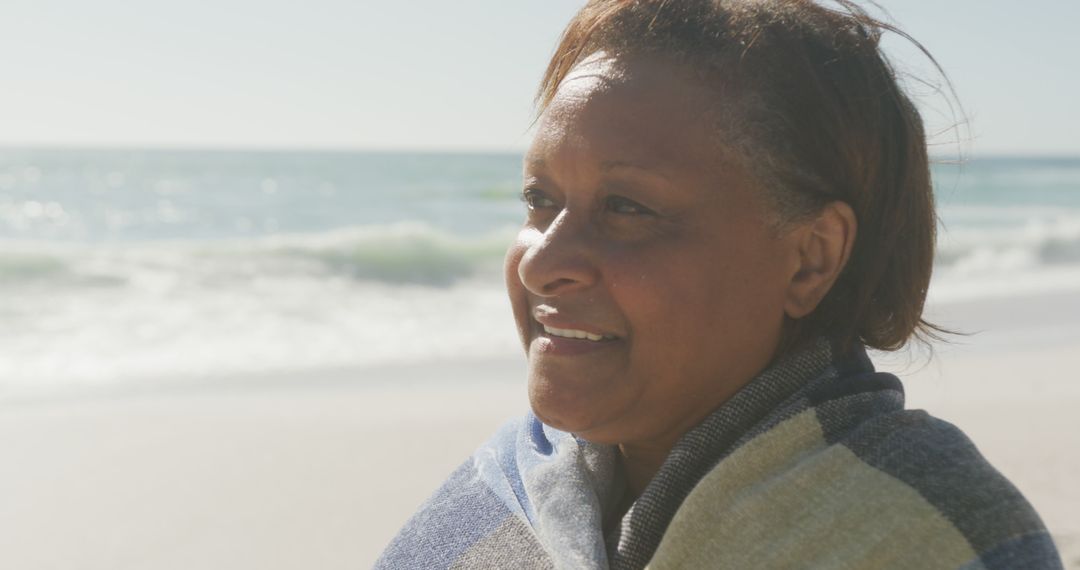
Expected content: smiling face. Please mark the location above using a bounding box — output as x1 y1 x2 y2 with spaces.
505 53 804 447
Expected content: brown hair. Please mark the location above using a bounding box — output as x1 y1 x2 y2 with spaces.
537 0 950 353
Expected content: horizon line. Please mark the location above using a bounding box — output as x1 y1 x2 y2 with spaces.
0 143 1078 161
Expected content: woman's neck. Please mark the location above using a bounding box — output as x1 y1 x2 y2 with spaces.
618 440 672 497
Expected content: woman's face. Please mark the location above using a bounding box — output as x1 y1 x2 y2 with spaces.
505 54 803 447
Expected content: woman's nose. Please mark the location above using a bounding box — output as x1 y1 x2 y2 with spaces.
516 214 600 298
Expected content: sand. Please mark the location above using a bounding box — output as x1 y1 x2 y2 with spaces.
1 293 1078 569
0 360 527 570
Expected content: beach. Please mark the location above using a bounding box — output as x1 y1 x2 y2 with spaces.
1 290 1078 570
2 0 1080 561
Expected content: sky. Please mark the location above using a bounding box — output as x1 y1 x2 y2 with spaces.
1 0 1077 155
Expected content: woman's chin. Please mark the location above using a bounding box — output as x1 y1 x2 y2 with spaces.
528 394 628 445
526 367 644 444
529 394 590 432
529 390 597 435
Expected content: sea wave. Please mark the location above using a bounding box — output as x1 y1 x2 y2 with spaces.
935 208 1080 274
0 222 517 290
928 207 1080 302
11 210 1080 292
0 252 69 282
269 223 513 285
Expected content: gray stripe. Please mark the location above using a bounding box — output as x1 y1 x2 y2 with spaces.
838 410 1053 558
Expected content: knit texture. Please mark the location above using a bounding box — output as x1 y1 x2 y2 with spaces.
374 342 1063 569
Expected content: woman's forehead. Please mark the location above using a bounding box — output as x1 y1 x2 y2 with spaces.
527 54 731 175
548 52 712 113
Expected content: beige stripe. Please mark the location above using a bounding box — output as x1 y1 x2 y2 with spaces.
451 515 554 570
646 410 979 570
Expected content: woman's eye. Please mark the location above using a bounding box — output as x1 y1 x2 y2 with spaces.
605 195 655 216
521 188 557 210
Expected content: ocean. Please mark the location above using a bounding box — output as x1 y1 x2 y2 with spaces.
2 149 1079 397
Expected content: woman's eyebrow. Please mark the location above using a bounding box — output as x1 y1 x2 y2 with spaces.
523 157 671 184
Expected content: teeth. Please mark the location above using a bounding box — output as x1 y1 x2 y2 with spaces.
543 325 611 342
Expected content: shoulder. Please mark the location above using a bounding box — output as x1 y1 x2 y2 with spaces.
652 407 1063 569
831 409 1062 568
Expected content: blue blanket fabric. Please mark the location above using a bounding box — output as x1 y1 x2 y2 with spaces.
375 342 1063 569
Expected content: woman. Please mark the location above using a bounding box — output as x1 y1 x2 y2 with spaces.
377 1 1063 568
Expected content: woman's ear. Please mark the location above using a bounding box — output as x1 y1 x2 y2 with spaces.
784 201 857 319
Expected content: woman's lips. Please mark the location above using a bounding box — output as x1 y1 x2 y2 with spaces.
532 320 621 356
541 324 617 342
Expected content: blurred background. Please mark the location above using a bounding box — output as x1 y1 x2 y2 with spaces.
1 1 1078 569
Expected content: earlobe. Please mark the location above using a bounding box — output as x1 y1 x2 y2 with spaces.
783 201 857 319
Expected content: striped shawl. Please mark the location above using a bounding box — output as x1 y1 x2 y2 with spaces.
376 342 1062 569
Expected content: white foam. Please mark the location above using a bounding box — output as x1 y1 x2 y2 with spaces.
0 224 522 395
930 265 1080 304
936 208 1080 274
